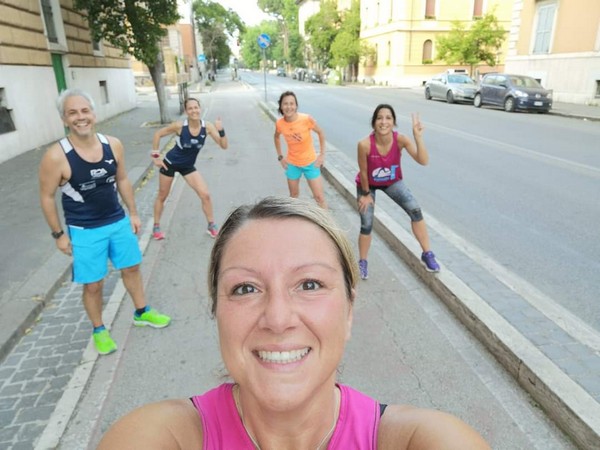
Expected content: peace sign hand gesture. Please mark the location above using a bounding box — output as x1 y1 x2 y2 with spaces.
412 113 424 139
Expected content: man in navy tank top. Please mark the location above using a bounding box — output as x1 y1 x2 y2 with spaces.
39 88 171 355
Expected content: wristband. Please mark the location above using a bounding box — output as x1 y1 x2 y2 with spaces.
360 189 371 197
277 154 284 161
151 151 160 159
218 129 226 137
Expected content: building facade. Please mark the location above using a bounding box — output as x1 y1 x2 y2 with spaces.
131 0 201 88
358 0 513 87
0 0 136 163
505 0 600 104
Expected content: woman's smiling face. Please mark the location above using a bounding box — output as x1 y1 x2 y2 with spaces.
215 217 353 408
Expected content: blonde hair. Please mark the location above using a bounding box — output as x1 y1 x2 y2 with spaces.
208 196 358 315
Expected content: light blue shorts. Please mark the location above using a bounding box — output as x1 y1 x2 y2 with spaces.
285 161 321 181
69 216 142 284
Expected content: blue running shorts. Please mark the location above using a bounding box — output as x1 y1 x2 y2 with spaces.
285 161 321 180
69 216 142 284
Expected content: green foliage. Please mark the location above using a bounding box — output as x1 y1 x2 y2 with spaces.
436 12 506 74
74 0 180 66
286 28 305 68
194 0 245 36
256 0 303 69
193 0 245 68
240 21 282 70
304 0 340 68
258 0 298 25
330 1 362 69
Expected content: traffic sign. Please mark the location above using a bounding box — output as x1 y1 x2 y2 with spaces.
197 54 206 62
257 33 271 49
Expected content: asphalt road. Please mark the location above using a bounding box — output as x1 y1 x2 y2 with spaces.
246 71 600 332
52 82 575 450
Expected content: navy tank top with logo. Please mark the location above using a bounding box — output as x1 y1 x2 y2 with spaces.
164 119 207 167
60 133 125 228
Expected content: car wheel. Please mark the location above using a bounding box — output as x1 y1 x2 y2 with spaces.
473 93 482 108
446 91 455 104
504 97 516 112
425 88 432 100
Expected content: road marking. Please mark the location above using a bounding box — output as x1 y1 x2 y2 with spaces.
424 211 600 353
426 122 600 177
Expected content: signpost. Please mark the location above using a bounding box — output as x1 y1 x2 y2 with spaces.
257 33 271 102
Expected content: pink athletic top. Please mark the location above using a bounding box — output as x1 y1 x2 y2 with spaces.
191 383 381 449
355 131 404 188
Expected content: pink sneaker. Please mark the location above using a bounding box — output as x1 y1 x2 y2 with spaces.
206 223 219 238
153 227 165 240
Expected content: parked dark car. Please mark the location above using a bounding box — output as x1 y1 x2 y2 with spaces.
276 67 286 77
425 71 477 104
474 73 553 113
306 70 322 83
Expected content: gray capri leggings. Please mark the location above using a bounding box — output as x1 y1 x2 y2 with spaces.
358 180 424 235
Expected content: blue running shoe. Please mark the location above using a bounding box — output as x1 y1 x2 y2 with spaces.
421 251 440 273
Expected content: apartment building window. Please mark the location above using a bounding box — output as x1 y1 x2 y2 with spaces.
533 1 556 54
0 89 16 134
422 40 433 63
99 81 109 104
41 0 58 43
387 41 391 65
473 0 483 18
425 0 436 19
595 80 600 98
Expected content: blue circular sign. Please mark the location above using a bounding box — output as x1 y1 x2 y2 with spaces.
257 33 271 49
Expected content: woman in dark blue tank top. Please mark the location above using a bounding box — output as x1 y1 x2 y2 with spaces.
149 98 228 239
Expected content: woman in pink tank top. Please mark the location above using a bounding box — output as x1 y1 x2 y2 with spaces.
98 197 490 450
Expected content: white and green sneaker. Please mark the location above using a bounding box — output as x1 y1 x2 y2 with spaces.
93 329 117 355
133 307 171 328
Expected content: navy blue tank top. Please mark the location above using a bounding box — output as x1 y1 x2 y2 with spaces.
164 119 207 167
59 134 125 228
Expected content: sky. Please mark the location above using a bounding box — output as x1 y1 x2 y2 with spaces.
216 0 271 26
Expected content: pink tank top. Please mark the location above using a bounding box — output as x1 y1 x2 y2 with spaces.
191 383 381 449
355 131 403 187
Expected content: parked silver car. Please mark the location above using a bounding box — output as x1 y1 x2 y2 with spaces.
425 71 477 104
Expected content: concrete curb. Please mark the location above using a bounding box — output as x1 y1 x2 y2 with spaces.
258 100 600 449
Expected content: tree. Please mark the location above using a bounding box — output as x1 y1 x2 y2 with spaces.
193 0 245 73
330 1 365 81
436 13 507 76
74 0 180 123
258 0 303 70
304 0 341 69
240 21 282 70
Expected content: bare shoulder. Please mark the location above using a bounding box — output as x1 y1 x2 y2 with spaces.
396 132 411 147
105 135 123 149
39 141 67 174
357 136 371 153
104 135 125 161
378 405 491 450
97 398 203 450
42 141 65 162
